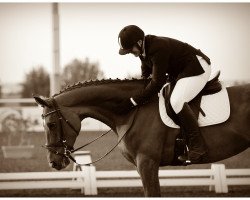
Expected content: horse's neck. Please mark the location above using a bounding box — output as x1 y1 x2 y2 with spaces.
55 80 146 131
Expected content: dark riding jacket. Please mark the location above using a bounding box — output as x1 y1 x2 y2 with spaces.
133 35 211 105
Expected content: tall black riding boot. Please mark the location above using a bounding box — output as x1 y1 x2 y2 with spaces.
177 103 208 164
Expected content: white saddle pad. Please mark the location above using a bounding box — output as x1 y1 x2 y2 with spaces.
159 83 230 128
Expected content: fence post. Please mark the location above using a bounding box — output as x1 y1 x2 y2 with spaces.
73 151 97 195
209 175 215 192
218 164 228 193
90 166 98 195
211 164 222 193
82 165 91 195
73 151 92 171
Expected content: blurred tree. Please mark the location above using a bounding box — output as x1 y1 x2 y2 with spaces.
62 58 104 86
21 66 50 98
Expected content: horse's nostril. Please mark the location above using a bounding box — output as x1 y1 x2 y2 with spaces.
50 161 57 168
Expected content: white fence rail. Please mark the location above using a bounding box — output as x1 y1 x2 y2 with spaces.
0 151 250 195
0 98 35 104
225 169 250 186
0 171 86 190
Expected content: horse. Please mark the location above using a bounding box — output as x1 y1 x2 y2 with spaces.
34 78 250 197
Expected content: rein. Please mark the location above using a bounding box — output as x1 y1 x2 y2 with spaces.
42 97 137 166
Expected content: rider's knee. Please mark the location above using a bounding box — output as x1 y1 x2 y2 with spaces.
170 95 184 114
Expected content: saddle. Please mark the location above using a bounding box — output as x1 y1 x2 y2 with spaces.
159 71 231 165
164 71 223 126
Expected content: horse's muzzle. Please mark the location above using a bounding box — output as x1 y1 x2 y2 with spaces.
49 156 70 170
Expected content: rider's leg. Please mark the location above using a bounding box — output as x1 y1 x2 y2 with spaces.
176 103 207 163
170 56 211 163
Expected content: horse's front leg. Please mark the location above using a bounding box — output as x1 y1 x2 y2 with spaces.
136 154 161 197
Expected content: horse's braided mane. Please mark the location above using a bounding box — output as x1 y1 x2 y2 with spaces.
52 78 144 97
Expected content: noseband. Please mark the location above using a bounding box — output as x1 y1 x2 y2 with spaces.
42 98 79 163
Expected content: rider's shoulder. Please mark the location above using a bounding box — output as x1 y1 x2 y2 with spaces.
146 35 170 55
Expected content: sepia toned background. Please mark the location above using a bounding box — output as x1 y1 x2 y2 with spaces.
0 2 249 197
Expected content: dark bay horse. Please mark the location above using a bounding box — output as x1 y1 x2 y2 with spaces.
34 79 250 197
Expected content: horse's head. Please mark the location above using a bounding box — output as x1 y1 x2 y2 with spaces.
34 95 81 170
32 79 148 169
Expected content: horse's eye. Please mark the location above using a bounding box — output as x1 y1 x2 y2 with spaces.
47 122 57 130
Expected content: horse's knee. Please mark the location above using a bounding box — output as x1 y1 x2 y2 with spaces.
136 154 161 196
137 156 158 174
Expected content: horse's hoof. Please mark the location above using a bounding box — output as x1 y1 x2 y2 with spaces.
184 160 192 166
178 155 192 166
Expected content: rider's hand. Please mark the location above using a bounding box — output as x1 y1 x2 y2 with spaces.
115 98 136 115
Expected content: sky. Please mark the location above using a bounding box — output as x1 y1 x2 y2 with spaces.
0 3 250 85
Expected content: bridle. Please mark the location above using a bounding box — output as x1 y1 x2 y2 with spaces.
42 98 79 164
42 97 137 166
41 97 116 166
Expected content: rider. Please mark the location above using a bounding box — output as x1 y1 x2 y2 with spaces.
116 25 212 164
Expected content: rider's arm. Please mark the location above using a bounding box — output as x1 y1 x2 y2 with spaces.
132 50 169 105
140 60 152 79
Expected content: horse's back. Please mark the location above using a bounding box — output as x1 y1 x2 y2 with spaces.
227 83 250 122
227 83 250 98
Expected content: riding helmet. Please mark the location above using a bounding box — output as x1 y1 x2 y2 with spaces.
118 25 144 55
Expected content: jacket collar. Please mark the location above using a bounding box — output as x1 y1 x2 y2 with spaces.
141 37 146 58
141 35 151 58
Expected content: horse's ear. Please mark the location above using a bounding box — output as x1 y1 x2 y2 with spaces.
33 95 51 108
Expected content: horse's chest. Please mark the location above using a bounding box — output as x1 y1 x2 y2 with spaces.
118 140 130 155
118 140 136 165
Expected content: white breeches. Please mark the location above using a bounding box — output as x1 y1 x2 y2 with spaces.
170 55 211 114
